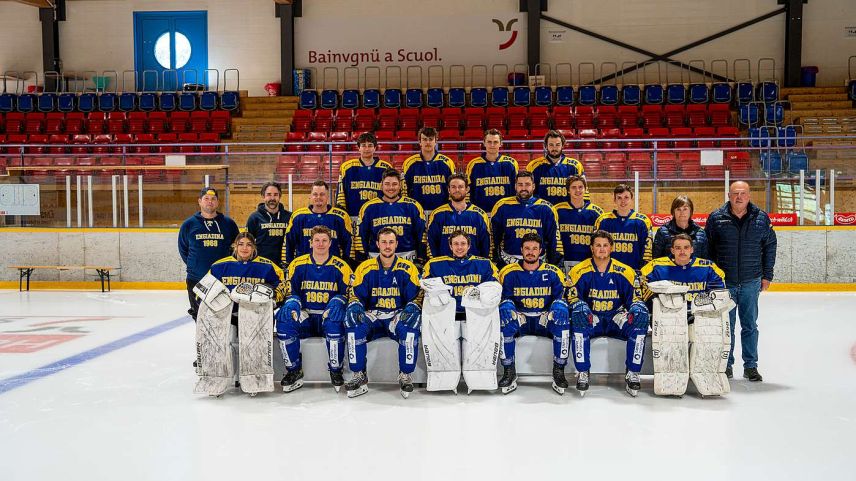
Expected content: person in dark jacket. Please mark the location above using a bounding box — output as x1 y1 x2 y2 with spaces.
246 181 292 269
653 195 708 259
705 181 776 382
178 187 240 321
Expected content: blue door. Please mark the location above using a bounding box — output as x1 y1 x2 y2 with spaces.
134 11 208 92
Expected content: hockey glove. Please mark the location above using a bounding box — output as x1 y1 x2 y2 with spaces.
549 299 570 327
400 302 422 330
324 295 347 322
344 301 366 329
499 299 517 328
281 295 302 321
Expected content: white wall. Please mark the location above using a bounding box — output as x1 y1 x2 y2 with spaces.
0 3 43 91
803 0 856 86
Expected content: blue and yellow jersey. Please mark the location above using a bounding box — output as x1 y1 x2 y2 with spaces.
283 206 353 264
358 196 426 257
285 254 353 312
336 157 393 217
401 152 457 213
349 256 422 314
527 154 585 206
465 153 519 213
422 255 498 312
569 258 639 318
209 255 286 303
593 210 653 270
555 200 603 264
499 261 568 316
424 202 492 259
490 196 563 262
640 256 726 304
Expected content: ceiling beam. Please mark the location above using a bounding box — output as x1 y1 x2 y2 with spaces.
8 0 54 8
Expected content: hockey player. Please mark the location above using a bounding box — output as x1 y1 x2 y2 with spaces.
593 183 652 270
569 230 650 397
358 169 426 263
344 227 423 398
425 173 492 259
465 129 519 213
246 181 291 268
422 231 499 314
179 187 240 322
555 175 603 273
276 226 353 393
497 233 571 394
283 180 353 265
490 170 563 268
336 132 393 226
401 127 457 216
527 130 585 206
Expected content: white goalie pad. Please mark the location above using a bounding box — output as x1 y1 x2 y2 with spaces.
650 281 690 396
237 300 275 394
194 297 235 396
420 278 461 392
461 282 502 391
689 289 734 396
193 273 233 312
231 282 275 304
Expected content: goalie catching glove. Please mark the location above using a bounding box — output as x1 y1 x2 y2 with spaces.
230 282 275 304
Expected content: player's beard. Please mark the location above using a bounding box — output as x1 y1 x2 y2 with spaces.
265 200 279 211
517 190 532 202
449 192 466 203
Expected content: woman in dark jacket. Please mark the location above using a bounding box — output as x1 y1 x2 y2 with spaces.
652 195 708 259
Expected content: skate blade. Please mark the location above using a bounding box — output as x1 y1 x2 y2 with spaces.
577 389 587 397
332 384 342 393
501 381 518 394
400 389 411 399
551 382 566 395
281 379 304 393
347 385 369 398
625 386 639 397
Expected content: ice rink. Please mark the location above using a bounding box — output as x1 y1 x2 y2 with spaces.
1 289 854 481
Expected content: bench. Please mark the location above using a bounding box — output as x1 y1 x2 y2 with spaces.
8 265 116 292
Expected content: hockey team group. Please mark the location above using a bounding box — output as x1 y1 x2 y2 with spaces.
179 128 777 400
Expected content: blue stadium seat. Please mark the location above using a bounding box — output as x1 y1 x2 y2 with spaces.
621 85 641 105
405 88 423 108
739 104 760 126
776 125 797 148
299 90 317 109
383 89 402 108
512 86 530 106
600 85 619 105
139 92 157 111
578 86 597 106
534 86 552 106
363 89 380 108
38 93 57 112
220 91 240 110
179 92 197 111
470 88 488 107
57 93 75 112
321 89 339 109
666 84 686 104
555 86 574 106
786 151 808 172
748 127 769 148
99 93 118 112
712 83 732 103
119 92 138 111
644 84 664 104
448 88 466 108
426 88 444 108
0 93 15 112
760 151 781 172
765 103 784 126
736 82 754 104
159 92 178 111
491 87 509 107
16 93 36 112
341 89 360 109
199 91 218 111
689 84 709 103
758 82 778 103
77 92 97 112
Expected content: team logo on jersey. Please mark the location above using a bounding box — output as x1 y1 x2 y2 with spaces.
492 18 519 50
608 279 614 285
392 277 398 286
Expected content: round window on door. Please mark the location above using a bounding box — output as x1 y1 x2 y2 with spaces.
154 32 192 69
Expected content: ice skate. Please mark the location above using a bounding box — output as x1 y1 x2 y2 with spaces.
329 370 344 393
551 362 568 395
345 370 369 398
498 364 518 394
398 372 414 399
625 370 641 397
576 371 589 396
280 368 304 393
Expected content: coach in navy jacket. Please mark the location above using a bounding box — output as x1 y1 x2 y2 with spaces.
705 181 776 382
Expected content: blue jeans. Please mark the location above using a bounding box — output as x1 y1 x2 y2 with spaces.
727 277 761 369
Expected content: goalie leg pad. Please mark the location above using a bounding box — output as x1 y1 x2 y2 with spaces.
392 313 420 374
237 301 275 394
689 308 732 396
421 295 462 392
651 293 690 396
194 301 235 396
462 305 501 392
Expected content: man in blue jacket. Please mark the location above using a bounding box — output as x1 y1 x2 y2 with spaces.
705 181 776 382
178 187 240 321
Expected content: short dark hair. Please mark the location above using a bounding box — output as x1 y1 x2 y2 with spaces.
484 128 503 141
590 229 614 246
670 195 694 216
418 127 438 139
521 232 542 247
613 183 633 198
543 129 565 146
448 230 470 246
566 175 587 191
448 173 468 187
311 179 329 190
377 227 398 239
670 233 693 248
260 181 281 196
356 132 378 147
516 170 535 182
383 168 401 181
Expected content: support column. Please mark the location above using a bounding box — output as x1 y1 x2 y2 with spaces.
781 0 806 87
276 0 301 96
522 0 545 74
39 1 65 92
